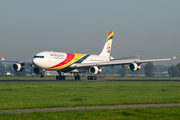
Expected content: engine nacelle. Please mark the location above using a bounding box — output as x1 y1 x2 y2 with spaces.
89 66 102 75
33 67 40 74
12 63 24 72
129 63 141 72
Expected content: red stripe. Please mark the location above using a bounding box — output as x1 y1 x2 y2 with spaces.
109 31 113 35
49 53 75 69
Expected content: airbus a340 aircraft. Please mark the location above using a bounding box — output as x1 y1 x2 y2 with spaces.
1 31 179 80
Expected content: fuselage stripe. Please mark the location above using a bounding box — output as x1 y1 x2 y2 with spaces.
48 53 88 70
48 53 75 69
74 54 91 63
60 54 91 72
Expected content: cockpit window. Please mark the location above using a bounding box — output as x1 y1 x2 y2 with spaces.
34 56 44 58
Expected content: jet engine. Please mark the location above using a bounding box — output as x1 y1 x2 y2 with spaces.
12 63 24 72
33 67 40 74
129 63 141 71
89 66 102 75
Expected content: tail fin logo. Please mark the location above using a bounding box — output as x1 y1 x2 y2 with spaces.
107 43 111 50
107 46 111 50
107 47 111 53
107 43 111 53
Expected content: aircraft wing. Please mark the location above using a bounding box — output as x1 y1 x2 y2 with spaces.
1 56 32 64
71 54 179 68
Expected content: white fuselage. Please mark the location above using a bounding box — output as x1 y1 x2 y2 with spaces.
32 51 109 72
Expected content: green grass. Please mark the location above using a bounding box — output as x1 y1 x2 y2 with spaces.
0 81 180 119
0 106 180 120
0 81 180 110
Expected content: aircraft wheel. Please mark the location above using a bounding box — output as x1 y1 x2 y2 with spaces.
75 75 80 80
78 75 80 80
56 76 65 80
56 76 59 80
90 76 94 80
87 76 97 80
41 74 45 78
62 76 66 80
59 76 63 80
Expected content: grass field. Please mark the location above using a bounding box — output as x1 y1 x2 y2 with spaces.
0 106 180 120
0 79 180 119
0 81 180 110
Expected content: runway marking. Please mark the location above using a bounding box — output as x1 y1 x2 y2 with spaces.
0 103 180 114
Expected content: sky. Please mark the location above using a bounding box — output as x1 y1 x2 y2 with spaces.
0 0 180 66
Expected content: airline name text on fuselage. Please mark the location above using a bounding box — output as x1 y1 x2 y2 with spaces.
50 54 64 57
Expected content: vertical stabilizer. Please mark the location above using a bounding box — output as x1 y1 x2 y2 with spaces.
99 31 114 56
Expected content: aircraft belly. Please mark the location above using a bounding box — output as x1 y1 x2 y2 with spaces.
70 69 87 73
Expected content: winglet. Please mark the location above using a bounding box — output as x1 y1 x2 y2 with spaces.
172 54 179 60
1 56 5 60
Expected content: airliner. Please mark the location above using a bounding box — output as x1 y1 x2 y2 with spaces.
1 31 179 80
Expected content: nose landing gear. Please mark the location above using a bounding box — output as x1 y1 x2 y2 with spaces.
40 69 46 78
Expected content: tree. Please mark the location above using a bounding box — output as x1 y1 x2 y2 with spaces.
176 63 180 76
168 65 179 77
121 67 127 77
0 62 5 74
144 62 154 77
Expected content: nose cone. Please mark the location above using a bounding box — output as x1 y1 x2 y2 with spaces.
33 58 45 68
33 52 47 68
32 58 39 67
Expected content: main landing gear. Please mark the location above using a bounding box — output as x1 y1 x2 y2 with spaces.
56 71 80 80
56 70 66 80
74 73 80 80
55 71 97 80
87 75 97 80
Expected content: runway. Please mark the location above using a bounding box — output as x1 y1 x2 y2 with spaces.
0 103 180 114
0 79 180 82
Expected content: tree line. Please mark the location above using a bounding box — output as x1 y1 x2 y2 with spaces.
0 61 180 77
168 63 180 77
